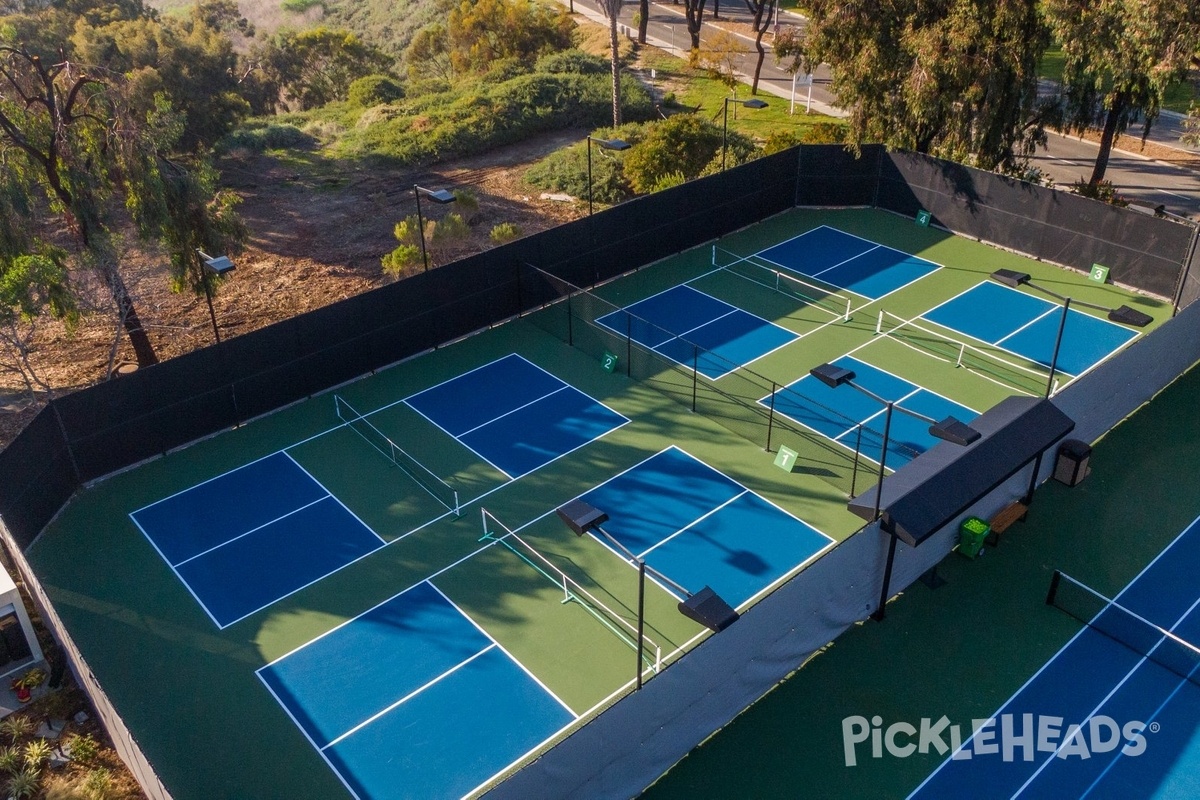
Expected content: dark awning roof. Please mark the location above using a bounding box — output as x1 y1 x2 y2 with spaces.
848 396 1075 547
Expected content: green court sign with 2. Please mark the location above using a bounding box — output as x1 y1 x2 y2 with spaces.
601 351 619 373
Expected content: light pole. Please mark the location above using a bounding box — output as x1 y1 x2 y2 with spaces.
413 185 456 273
587 136 631 216
195 250 235 344
809 363 981 621
557 499 738 689
722 97 768 170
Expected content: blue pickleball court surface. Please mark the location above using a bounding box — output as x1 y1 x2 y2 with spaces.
259 581 576 800
910 515 1200 799
131 452 384 628
924 281 1139 378
405 354 627 479
758 226 941 300
579 447 832 609
762 356 978 468
595 285 797 380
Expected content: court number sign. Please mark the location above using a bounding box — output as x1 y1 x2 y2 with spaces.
1089 263 1110 284
774 445 799 473
601 351 619 373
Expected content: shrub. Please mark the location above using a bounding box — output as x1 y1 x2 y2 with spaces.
6 766 38 800
490 222 522 243
218 124 313 153
763 130 800 154
281 0 324 12
1071 178 1128 207
649 170 687 191
452 189 480 221
432 213 469 241
0 716 34 743
22 738 51 769
392 215 422 247
799 122 847 144
624 115 729 193
347 75 404 108
45 767 115 800
381 244 422 278
535 49 608 75
484 58 531 82
65 734 99 765
0 746 19 775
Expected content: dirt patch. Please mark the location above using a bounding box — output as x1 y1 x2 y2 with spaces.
0 130 591 450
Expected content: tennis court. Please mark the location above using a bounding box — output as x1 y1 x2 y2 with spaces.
131 452 386 628
406 354 628 477
923 281 1140 379
761 356 978 468
911 515 1200 799
259 580 576 800
577 447 833 609
756 225 941 300
595 285 797 380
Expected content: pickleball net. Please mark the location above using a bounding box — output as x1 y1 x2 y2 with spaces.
1047 570 1200 688
873 309 1060 396
334 394 461 516
712 246 853 322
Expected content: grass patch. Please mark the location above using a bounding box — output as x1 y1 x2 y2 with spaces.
1040 46 1198 114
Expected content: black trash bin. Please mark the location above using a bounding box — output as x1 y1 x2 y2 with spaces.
1053 439 1092 486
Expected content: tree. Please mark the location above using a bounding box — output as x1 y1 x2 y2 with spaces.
682 0 708 50
742 0 777 94
445 0 573 75
1045 0 1200 187
624 115 753 192
691 28 745 93
596 0 623 125
1185 102 1200 147
778 0 1049 173
255 28 391 111
404 24 453 82
0 250 75 404
0 46 246 369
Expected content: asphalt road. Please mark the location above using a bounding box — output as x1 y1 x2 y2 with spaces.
1032 131 1200 221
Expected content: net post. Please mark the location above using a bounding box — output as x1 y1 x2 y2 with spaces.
654 645 662 673
452 490 461 517
765 382 777 452
626 312 632 377
566 290 574 346
844 297 851 323
562 574 569 604
712 244 716 267
850 423 863 498
692 346 699 412
1046 570 1063 605
635 559 646 690
876 310 884 335
956 343 965 368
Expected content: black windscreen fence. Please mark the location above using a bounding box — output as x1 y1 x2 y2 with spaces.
1175 228 1200 311
796 144 882 206
0 406 76 549
878 151 1195 300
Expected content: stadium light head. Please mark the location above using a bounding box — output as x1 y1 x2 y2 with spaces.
929 416 981 446
809 363 856 389
415 186 456 204
592 137 631 152
196 250 235 276
991 269 1031 288
556 499 610 537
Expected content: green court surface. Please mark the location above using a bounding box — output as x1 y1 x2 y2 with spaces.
641 356 1200 800
24 208 1174 800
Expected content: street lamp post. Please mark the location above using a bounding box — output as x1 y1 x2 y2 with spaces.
809 363 981 621
722 97 768 170
195 250 235 344
587 136 632 216
413 185 456 273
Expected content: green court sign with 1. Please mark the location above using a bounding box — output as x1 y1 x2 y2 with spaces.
601 351 619 373
774 445 799 473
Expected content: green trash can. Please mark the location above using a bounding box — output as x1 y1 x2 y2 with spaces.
958 517 990 559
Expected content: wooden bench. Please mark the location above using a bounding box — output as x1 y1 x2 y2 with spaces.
987 501 1028 545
